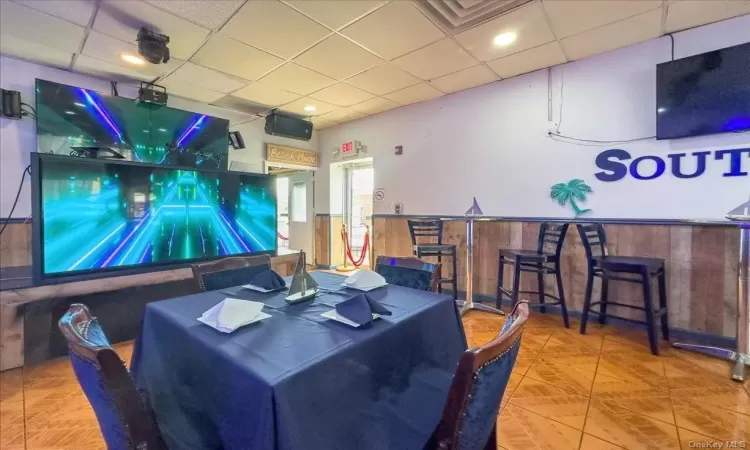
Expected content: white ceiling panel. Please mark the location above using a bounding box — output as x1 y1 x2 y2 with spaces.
429 65 498 93
345 64 421 95
454 2 555 61
191 35 284 81
310 116 339 129
160 78 226 103
308 83 375 107
319 107 366 123
0 2 86 53
293 35 383 80
233 83 301 107
256 63 336 96
350 97 400 115
0 35 73 70
665 0 750 33
341 2 445 60
10 0 95 27
211 95 273 117
384 82 443 105
94 0 210 60
163 62 249 94
487 42 567 78
393 38 477 80
280 97 339 116
73 55 154 81
144 0 244 30
222 1 330 58
82 31 183 77
542 0 663 39
285 0 387 30
561 8 663 60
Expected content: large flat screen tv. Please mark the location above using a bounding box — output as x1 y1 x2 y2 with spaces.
35 79 230 168
31 153 276 283
656 42 750 140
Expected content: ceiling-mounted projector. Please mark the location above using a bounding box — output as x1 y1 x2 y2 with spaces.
137 27 170 64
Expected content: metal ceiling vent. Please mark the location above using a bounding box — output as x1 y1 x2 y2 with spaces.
415 0 534 33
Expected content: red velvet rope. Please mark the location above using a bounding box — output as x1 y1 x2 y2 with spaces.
277 231 289 240
342 228 369 267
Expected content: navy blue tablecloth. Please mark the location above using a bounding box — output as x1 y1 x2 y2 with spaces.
131 272 467 450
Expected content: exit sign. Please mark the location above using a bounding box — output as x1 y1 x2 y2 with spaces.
341 141 355 153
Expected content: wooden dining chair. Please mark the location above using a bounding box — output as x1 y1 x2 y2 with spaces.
191 254 272 292
425 302 529 450
58 303 166 450
375 255 442 292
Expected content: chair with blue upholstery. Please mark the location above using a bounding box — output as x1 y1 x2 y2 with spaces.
375 256 441 292
426 302 529 450
191 254 272 292
58 303 166 450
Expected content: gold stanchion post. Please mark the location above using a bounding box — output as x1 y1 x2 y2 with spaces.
336 223 355 272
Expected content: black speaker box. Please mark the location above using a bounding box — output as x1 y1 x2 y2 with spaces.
265 113 313 141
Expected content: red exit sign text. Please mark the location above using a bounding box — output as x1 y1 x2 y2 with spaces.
341 141 354 153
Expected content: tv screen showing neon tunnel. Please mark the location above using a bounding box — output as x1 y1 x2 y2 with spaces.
38 157 276 277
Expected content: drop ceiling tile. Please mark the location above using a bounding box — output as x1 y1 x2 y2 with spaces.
256 63 336 96
223 1 330 58
0 2 85 53
345 64 420 95
541 0 663 39
341 2 445 60
487 42 567 78
212 96 273 116
454 2 555 61
319 107 366 123
163 62 249 94
10 0 95 26
308 83 375 107
233 83 301 107
384 83 443 105
293 35 383 80
285 0 387 30
392 38 477 80
143 0 244 30
280 97 339 116
350 97 399 115
561 8 663 60
94 0 210 60
192 35 284 81
81 31 183 77
665 0 750 33
429 65 498 94
160 78 226 103
310 117 339 129
0 35 73 69
74 55 154 82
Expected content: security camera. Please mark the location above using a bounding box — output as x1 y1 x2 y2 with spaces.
137 27 170 64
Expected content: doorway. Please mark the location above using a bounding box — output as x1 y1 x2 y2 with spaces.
344 162 373 268
269 166 314 259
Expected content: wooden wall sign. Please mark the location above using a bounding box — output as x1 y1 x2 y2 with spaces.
266 144 319 167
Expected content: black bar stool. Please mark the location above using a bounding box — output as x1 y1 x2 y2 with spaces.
407 219 458 299
577 223 669 355
496 222 570 328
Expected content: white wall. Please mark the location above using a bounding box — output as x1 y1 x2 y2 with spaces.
0 56 317 218
317 15 750 220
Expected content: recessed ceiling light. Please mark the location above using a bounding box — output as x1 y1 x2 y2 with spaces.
121 53 146 65
65 111 76 115
304 105 317 112
493 32 517 47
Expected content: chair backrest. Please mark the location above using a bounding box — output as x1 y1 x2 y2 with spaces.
375 255 441 292
191 254 272 291
537 222 569 257
576 223 608 265
58 304 165 450
427 302 529 450
408 219 444 246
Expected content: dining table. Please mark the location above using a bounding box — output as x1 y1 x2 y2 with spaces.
130 271 468 450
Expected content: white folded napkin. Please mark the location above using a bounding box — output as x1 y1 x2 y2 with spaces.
198 298 269 333
344 270 387 290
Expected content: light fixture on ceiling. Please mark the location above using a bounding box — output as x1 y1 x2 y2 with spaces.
493 31 517 47
121 53 146 65
304 105 317 112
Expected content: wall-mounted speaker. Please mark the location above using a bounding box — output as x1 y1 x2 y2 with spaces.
264 112 313 141
228 131 245 149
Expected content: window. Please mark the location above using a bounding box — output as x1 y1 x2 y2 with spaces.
291 182 307 222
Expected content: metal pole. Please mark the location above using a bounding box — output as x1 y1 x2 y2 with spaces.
458 217 503 316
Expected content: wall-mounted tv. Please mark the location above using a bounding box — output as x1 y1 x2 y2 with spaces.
656 42 750 140
35 79 230 169
31 153 276 283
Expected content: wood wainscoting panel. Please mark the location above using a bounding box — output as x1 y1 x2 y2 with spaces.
330 216 345 267
314 215 330 266
0 223 32 268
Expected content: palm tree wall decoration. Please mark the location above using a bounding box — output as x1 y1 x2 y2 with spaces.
550 179 593 217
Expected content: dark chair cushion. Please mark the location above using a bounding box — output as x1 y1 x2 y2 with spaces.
200 264 272 291
375 264 435 292
594 256 665 273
